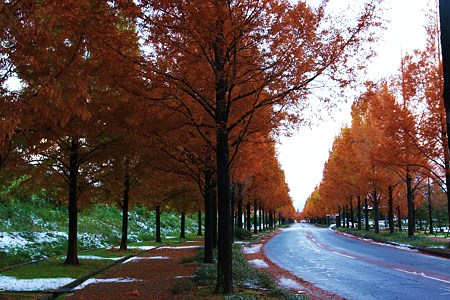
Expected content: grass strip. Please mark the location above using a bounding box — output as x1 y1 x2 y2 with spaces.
336 227 450 253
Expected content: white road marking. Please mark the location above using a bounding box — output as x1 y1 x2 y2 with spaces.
395 268 450 284
332 251 355 259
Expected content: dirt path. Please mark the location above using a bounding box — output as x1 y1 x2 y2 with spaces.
64 242 202 300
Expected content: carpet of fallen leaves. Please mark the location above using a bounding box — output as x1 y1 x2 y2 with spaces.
65 242 203 300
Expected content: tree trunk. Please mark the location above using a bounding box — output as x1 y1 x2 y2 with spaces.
259 205 262 232
231 185 235 239
262 207 266 230
120 172 130 250
365 198 369 231
203 168 214 263
214 16 233 291
439 0 450 230
345 206 349 228
156 205 161 243
427 182 434 234
350 198 354 229
397 205 402 232
246 201 251 232
388 185 394 234
253 199 258 234
373 189 379 234
357 196 362 230
336 206 341 228
406 169 415 236
236 183 243 229
212 177 218 249
65 138 79 265
197 209 203 236
268 210 273 229
180 211 186 239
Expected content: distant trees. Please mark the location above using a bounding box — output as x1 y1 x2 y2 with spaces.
305 5 450 232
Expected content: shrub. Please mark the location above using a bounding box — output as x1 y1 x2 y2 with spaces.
234 228 253 241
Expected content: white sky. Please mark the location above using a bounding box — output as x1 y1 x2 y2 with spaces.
277 0 432 211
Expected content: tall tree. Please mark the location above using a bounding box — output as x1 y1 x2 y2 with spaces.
3 0 141 264
140 0 381 293
440 0 450 229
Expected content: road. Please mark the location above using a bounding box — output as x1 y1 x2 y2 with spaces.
264 223 450 300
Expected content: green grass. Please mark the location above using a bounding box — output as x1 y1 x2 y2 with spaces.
337 227 450 250
2 259 111 279
0 198 201 269
82 247 143 258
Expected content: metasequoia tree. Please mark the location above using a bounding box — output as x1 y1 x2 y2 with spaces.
2 0 141 264
401 7 450 229
440 0 450 227
139 0 381 293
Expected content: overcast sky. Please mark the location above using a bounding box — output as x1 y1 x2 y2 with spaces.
277 0 433 211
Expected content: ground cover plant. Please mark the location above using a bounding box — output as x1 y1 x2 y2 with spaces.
0 196 199 269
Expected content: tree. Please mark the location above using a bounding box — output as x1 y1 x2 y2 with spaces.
140 0 381 293
440 0 450 228
3 0 142 264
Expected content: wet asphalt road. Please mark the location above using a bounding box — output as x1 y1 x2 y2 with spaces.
264 223 450 300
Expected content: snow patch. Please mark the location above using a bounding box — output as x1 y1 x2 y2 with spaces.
243 244 262 254
248 259 269 268
157 246 201 249
127 245 156 250
277 276 303 290
123 256 170 264
74 277 142 290
233 241 249 245
0 275 74 291
77 255 124 260
359 238 418 252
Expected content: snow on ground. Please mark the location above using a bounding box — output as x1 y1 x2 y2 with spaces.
277 276 304 291
0 231 109 258
126 245 157 250
358 237 418 252
248 259 269 268
157 246 201 249
338 231 419 252
123 256 170 264
74 278 142 290
242 244 262 254
0 232 29 251
233 241 249 245
0 275 75 292
428 245 447 249
77 255 124 260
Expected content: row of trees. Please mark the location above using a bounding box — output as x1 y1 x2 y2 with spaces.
1 0 382 293
303 3 450 237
